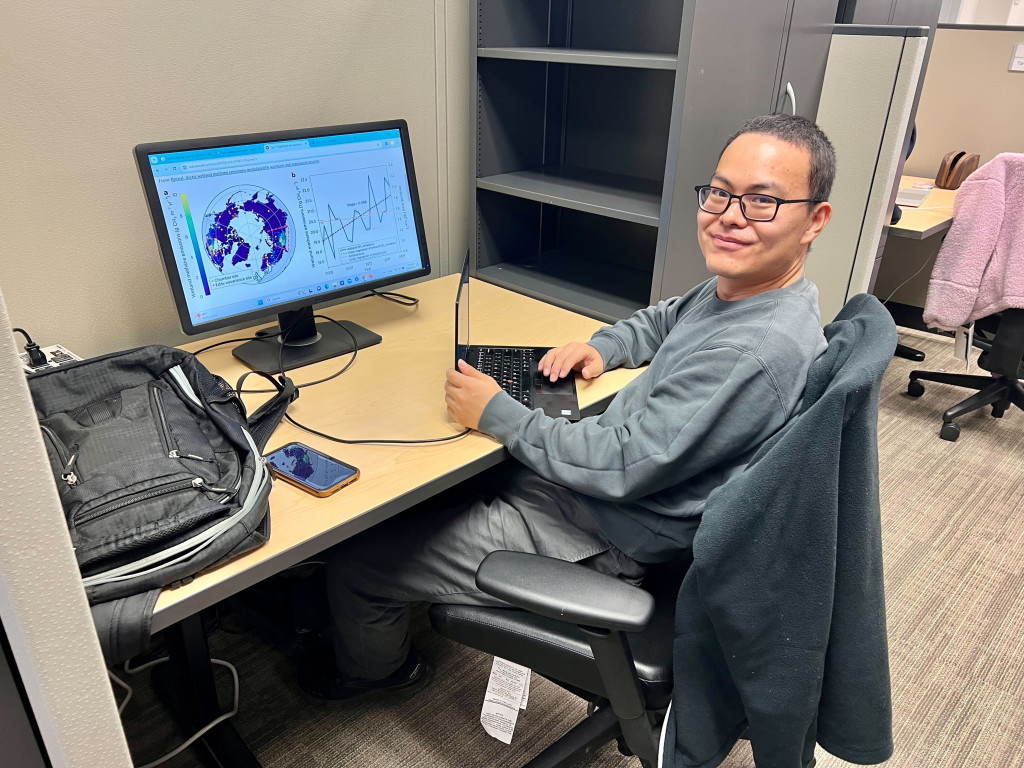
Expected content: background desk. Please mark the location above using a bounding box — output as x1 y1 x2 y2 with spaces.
875 176 957 361
148 274 643 766
887 175 957 241
874 176 959 345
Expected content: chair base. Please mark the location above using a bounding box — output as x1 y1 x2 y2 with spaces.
894 343 926 361
908 370 1024 441
522 705 623 768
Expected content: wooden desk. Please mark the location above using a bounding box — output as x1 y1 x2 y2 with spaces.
152 274 642 632
148 275 644 766
887 175 957 241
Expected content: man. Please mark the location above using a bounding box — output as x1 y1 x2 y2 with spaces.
301 114 834 701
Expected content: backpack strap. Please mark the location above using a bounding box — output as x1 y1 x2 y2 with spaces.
236 371 299 451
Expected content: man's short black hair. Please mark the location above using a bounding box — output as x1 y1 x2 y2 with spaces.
722 114 836 203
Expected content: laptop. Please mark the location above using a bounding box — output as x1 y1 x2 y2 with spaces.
455 252 581 421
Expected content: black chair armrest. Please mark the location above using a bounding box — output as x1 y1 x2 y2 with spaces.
475 551 655 632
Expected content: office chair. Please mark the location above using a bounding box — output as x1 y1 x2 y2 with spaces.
907 308 1024 441
913 153 1024 441
430 295 896 768
430 551 685 767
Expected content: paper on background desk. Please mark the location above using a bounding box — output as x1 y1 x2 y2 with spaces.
481 657 531 744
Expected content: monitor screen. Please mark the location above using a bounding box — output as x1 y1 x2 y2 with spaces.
135 120 430 337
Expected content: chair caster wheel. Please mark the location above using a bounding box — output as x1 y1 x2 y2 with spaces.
992 405 1006 418
616 735 635 758
940 422 960 441
907 380 925 397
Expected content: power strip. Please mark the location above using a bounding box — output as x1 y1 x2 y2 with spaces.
20 344 83 374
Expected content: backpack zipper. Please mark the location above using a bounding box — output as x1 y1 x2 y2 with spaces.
155 384 217 463
191 477 234 495
40 424 70 466
62 451 80 487
76 478 201 525
40 425 81 486
168 450 216 462
152 385 173 454
76 476 239 525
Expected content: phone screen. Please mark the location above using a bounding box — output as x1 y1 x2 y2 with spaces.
264 443 357 492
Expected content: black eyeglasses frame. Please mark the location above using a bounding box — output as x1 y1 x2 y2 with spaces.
694 185 824 222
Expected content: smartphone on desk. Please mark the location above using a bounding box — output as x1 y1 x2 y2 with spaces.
264 442 359 497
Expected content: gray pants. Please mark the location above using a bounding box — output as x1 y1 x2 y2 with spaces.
324 464 645 680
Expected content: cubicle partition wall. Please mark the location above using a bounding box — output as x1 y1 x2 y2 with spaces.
807 26 929 323
0 288 132 766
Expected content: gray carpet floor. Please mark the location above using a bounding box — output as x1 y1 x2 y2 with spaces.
118 330 1024 768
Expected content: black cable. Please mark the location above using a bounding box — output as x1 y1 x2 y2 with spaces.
192 292 462 444
370 289 419 306
284 412 471 446
12 327 35 346
194 308 313 358
270 314 469 445
233 314 359 395
195 288 416 384
12 327 47 367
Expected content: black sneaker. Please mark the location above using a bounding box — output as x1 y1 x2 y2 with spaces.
298 650 433 704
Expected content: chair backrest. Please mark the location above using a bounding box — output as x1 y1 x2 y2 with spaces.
984 308 1024 379
923 152 1024 331
664 293 897 768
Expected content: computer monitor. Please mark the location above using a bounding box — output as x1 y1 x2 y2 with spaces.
135 120 431 372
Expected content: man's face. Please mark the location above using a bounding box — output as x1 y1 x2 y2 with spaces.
697 132 830 298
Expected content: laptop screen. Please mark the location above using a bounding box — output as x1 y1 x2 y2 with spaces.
455 251 471 366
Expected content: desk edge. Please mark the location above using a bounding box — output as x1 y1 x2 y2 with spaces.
150 449 508 633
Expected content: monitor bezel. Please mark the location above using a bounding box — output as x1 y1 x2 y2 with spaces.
134 119 431 336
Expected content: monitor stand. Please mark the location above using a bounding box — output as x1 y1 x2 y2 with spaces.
232 305 381 373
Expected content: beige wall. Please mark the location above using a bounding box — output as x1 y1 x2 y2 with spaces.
976 0 1015 24
0 0 470 358
0 1 470 762
903 27 1024 179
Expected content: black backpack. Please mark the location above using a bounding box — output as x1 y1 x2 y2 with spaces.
28 345 296 662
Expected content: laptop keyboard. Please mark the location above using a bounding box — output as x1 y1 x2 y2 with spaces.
472 348 533 407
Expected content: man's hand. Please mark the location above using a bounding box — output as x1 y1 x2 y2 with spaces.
445 359 503 430
537 342 605 382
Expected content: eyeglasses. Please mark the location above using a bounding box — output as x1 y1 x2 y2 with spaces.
694 185 823 222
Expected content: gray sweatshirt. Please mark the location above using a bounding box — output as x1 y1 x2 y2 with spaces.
478 276 828 562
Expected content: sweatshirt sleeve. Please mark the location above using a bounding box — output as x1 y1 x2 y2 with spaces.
478 345 791 502
587 297 686 371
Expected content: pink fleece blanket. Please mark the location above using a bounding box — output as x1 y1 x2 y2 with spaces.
923 153 1024 331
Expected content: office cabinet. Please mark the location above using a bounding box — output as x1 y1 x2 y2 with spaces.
837 0 940 26
472 0 839 322
775 0 843 120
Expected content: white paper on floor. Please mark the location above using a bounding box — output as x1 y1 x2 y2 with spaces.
480 657 532 744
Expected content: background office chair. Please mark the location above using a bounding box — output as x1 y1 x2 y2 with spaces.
908 309 1024 441
429 295 896 768
912 152 1024 441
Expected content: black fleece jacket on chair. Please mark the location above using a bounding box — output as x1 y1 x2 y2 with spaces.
664 293 897 768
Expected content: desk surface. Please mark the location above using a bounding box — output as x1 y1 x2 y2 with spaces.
887 175 957 241
151 274 643 632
